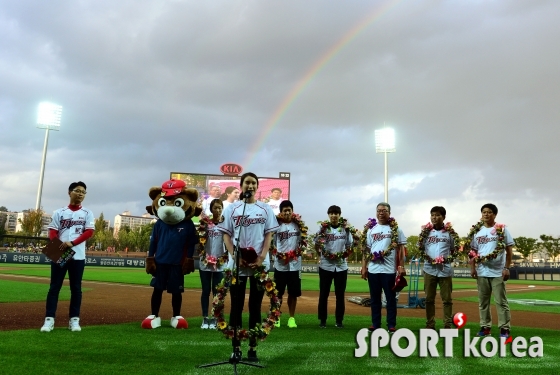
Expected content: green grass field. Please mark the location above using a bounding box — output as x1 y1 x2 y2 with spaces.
0 279 93 303
456 290 560 314
0 315 558 375
2 264 559 374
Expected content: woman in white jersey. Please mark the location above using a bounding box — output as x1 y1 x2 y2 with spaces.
221 186 240 211
198 199 231 329
216 172 279 363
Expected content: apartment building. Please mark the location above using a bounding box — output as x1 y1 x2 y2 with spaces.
1 211 19 233
113 211 156 236
14 211 52 237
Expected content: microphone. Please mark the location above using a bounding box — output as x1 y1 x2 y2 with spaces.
241 191 253 199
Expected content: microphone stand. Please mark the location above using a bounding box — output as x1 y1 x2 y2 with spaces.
198 191 264 374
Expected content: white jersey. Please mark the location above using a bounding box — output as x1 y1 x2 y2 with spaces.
199 219 232 272
315 225 353 272
422 229 455 278
48 206 95 260
471 225 514 278
222 200 232 211
217 201 279 276
365 224 407 274
202 196 221 216
273 221 301 272
267 199 283 215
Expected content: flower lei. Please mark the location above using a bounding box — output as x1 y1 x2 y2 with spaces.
196 215 229 270
417 222 462 264
270 213 309 264
212 267 281 343
315 217 359 260
466 221 506 264
361 217 399 263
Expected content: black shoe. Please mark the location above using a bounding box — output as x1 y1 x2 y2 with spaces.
246 348 259 363
335 323 344 329
319 321 326 328
229 349 242 364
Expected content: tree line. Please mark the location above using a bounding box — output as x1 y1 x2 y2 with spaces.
85 212 154 253
405 235 560 263
1 208 154 253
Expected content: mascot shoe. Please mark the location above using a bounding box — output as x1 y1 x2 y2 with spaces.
141 315 161 329
171 316 188 329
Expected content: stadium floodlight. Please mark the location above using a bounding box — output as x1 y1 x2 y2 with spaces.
374 127 396 203
36 102 63 211
37 102 63 130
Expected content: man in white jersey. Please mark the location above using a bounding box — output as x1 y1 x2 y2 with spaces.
316 205 354 329
202 184 221 216
361 202 406 333
272 200 305 328
421 206 455 329
469 203 514 338
40 181 95 333
266 188 283 215
217 172 279 363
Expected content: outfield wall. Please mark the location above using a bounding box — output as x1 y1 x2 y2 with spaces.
0 252 148 268
2 252 559 280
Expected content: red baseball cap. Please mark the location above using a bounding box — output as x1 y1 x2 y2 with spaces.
161 179 186 197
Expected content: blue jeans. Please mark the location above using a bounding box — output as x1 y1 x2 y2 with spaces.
45 259 85 318
199 270 223 316
368 272 397 329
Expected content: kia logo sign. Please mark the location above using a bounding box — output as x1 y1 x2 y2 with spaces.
220 163 243 176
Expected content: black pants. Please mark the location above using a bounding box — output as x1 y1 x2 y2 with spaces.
45 259 85 318
229 275 265 345
368 272 397 329
318 268 347 324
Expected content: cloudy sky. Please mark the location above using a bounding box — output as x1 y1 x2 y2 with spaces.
1 0 559 238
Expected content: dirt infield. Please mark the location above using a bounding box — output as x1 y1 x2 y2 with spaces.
1 273 559 331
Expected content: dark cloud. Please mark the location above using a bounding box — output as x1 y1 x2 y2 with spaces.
1 1 559 237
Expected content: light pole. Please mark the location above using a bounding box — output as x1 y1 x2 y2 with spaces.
36 102 62 211
374 127 395 203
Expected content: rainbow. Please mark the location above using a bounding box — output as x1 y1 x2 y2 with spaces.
243 0 403 168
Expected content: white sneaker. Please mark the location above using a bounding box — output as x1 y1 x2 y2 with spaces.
141 315 161 329
69 317 81 332
201 317 209 329
40 317 55 332
208 318 217 329
170 316 188 329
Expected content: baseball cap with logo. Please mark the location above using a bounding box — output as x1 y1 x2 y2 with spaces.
161 179 186 197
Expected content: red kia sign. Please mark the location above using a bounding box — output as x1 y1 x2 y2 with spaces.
220 163 243 176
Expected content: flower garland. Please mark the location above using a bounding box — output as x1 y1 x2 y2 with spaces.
417 222 462 264
212 267 281 342
270 213 309 264
315 217 359 260
361 217 400 263
466 221 506 264
197 215 229 269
